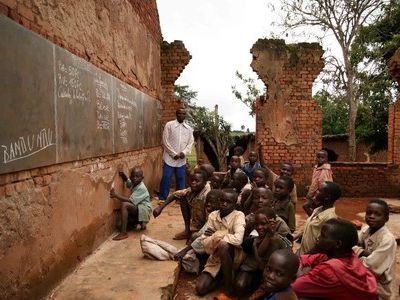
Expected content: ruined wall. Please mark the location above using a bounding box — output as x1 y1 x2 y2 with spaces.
0 1 163 299
252 39 324 191
160 40 191 124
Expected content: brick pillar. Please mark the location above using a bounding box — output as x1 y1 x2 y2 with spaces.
387 48 400 164
160 40 191 125
251 39 324 190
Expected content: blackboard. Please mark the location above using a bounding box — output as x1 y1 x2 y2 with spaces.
0 15 161 175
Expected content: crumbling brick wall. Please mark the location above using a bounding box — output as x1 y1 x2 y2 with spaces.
388 48 400 165
0 1 164 299
251 39 324 192
160 40 192 124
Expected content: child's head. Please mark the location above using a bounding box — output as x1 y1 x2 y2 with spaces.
279 162 294 177
313 181 341 207
255 207 277 238
189 171 207 192
264 249 300 292
233 146 244 157
205 189 223 216
220 188 238 217
232 172 249 191
273 176 294 200
198 164 215 181
365 199 389 231
252 187 274 209
248 151 258 164
253 168 268 187
316 150 328 166
130 167 144 186
316 218 358 258
229 156 241 170
210 173 223 189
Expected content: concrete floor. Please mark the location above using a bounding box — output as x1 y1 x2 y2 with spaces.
47 198 400 300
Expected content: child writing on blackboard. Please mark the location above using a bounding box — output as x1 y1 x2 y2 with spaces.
110 167 151 241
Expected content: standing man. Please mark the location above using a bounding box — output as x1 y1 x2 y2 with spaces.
158 108 194 202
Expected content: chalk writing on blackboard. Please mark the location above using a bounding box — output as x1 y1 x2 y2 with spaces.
56 60 89 104
2 128 55 164
94 76 112 130
116 83 137 144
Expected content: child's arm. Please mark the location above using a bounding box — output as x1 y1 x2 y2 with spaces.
288 203 296 232
221 212 246 246
358 236 396 277
153 193 177 218
109 188 132 203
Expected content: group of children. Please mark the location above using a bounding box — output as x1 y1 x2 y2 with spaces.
110 148 398 299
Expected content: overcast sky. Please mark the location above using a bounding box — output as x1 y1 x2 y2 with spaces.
157 0 284 132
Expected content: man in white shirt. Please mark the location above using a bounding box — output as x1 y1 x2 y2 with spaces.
158 108 194 201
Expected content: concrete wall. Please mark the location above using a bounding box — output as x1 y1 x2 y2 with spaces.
0 1 163 299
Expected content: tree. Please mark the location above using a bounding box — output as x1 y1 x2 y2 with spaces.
175 85 234 170
231 71 265 116
280 0 387 160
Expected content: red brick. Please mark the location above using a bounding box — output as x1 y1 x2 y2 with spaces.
1 0 16 9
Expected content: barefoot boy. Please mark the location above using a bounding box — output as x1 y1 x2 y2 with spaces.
195 189 246 296
153 171 210 240
109 167 151 241
353 199 397 299
304 150 333 216
249 249 299 300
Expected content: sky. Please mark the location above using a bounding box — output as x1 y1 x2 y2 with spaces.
157 0 284 132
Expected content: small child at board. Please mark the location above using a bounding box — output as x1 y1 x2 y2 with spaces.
353 199 397 299
249 249 299 300
304 149 333 216
109 167 151 241
233 145 245 167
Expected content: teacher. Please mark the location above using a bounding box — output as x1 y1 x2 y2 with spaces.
158 108 194 202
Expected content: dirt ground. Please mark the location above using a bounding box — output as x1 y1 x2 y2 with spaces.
174 197 400 300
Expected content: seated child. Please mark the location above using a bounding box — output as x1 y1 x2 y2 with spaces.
195 189 246 297
174 189 224 261
233 145 245 167
232 171 252 207
241 150 263 181
210 172 223 189
296 181 341 255
193 157 205 172
353 199 397 299
242 168 271 214
235 208 291 296
153 171 210 240
109 167 151 241
304 149 333 216
249 249 299 300
272 176 296 232
221 155 246 188
267 162 298 206
292 219 377 300
244 187 291 241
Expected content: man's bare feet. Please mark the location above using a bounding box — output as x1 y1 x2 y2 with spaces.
112 232 128 241
173 230 190 240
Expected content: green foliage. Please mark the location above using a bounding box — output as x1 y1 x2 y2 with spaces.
231 71 265 116
174 84 234 170
314 91 348 135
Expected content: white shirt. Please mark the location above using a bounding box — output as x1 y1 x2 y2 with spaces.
162 120 194 167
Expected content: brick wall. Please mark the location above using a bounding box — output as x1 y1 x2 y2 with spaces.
331 162 400 197
160 40 192 124
388 48 400 164
252 39 324 190
0 1 164 299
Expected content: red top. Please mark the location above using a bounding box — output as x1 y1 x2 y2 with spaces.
292 253 377 300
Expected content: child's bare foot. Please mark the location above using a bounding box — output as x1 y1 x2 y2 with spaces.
112 232 128 241
173 230 190 240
